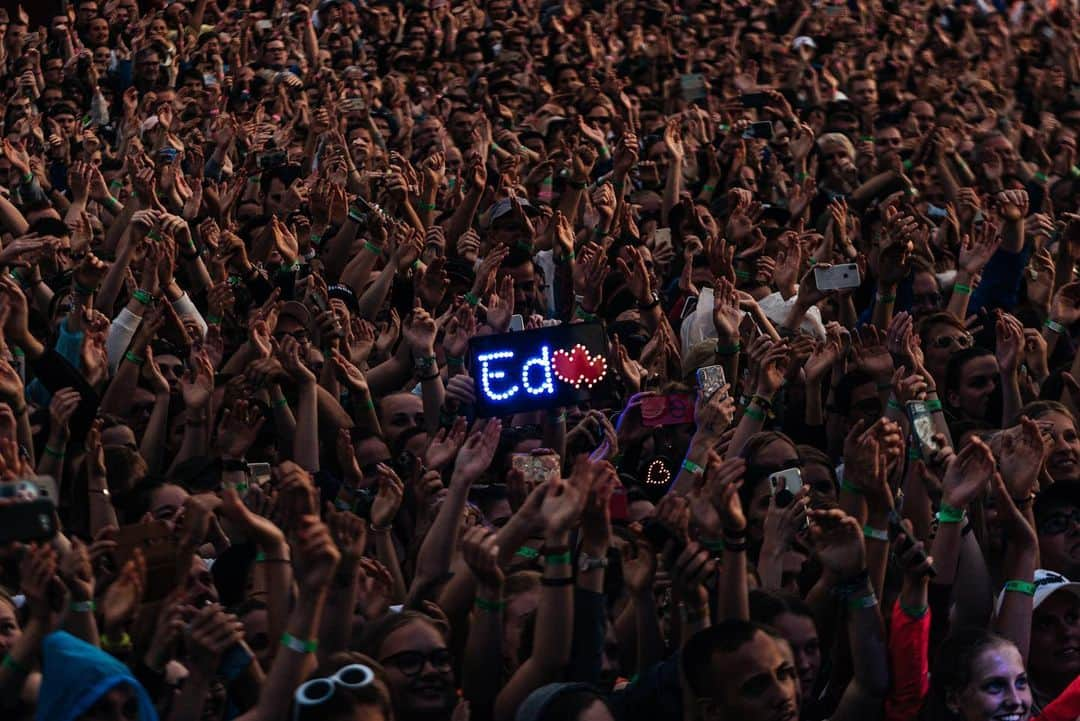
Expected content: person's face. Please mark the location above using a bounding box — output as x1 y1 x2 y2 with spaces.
54 111 77 134
264 176 290 214
800 462 837 505
353 436 392 487
909 102 935 135
78 1 99 26
771 613 820 701
697 631 800 721
847 380 881 431
377 621 456 716
1030 590 1080 686
137 52 161 77
273 315 310 346
79 687 138 721
149 18 168 37
7 97 31 121
0 599 21 656
1036 411 1080 484
950 355 999 421
875 127 902 158
93 46 111 70
505 260 542 315
557 67 582 92
462 51 484 74
911 272 942 314
923 322 972 385
88 18 109 44
379 393 424 445
1037 504 1080 579
241 607 271 667
183 556 219 606
851 78 878 107
149 482 189 526
263 39 288 66
950 644 1031 721
154 353 184 394
43 59 65 84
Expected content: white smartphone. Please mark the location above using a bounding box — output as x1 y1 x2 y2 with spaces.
509 314 524 332
768 468 803 498
814 263 861 291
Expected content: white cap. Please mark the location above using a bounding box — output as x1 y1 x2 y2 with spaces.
793 36 817 51
994 569 1080 616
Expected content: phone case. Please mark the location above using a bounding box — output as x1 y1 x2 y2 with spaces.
0 500 57 545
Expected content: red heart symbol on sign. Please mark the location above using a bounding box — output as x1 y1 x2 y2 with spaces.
550 344 608 389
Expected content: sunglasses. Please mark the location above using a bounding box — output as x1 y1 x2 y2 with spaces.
380 648 453 677
1038 509 1080 536
931 334 973 350
294 664 375 721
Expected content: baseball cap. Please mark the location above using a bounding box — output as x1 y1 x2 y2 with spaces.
489 196 539 224
277 300 313 330
994 569 1080 616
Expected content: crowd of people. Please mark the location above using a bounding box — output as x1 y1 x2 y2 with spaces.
0 0 1079 720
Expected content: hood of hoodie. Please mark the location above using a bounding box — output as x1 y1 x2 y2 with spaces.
36 631 159 721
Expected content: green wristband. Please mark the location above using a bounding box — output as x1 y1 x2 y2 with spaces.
901 603 928 619
743 406 765 422
446 355 464 366
70 600 96 613
363 241 383 256
132 289 153 305
877 293 896 303
419 202 437 212
863 525 889 542
702 183 715 193
840 477 863 495
681 458 704 475
953 283 971 295
544 551 572 566
575 307 598 322
1033 172 1048 183
515 546 539 560
1045 318 1066 334
715 342 741 355
280 632 318 654
43 445 65 459
1003 579 1036 596
925 399 943 412
206 314 223 325
123 351 145 367
887 398 902 411
475 597 507 612
936 503 966 524
734 269 751 280
272 397 289 408
464 292 480 306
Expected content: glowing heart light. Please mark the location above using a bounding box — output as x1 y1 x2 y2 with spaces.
550 344 608 389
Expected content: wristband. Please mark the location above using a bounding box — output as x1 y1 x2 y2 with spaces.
863 525 889 542
575 307 598 322
132 289 153 305
515 546 539 560
681 458 704 475
722 537 748 552
702 183 715 193
795 171 807 181
908 446 921 460
848 592 879 609
861 136 875 143
2 653 29 675
901 603 929 619
567 178 587 190
1003 579 1036 596
877 293 896 303
206 314 223 325
936 503 966 524
43 445 65 459
109 179 124 191
701 538 725 553
1045 318 1066 334
840 477 863 495
925 398 943 412
280 632 318 654
101 633 132 653
887 398 902 411
715 341 741 356
743 406 765 422
360 398 375 410
272 397 289 408
734 269 751 280
750 394 773 411
123 350 145 366
70 600 96 613
475 597 507 613
368 521 392 534
544 551 572 566
363 241 383 256
21 171 33 185
1033 172 1048 183
953 283 971 295
556 251 575 264
1071 166 1080 179
419 202 437 211
464 292 480 306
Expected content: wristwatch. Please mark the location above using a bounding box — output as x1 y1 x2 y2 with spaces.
579 553 609 572
638 292 661 311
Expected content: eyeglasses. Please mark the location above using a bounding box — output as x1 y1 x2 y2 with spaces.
931 333 973 350
380 648 453 677
294 664 375 721
1038 509 1080 536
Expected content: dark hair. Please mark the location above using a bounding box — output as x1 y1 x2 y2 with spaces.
540 688 611 721
749 589 816 627
922 628 1015 721
682 620 784 698
832 370 876 416
359 610 446 661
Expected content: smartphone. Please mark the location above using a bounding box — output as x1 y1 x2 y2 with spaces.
680 73 707 102
696 365 727 400
158 147 178 164
887 511 937 578
255 19 273 31
742 121 774 140
907 401 941 459
203 73 218 87
654 227 672 246
342 97 367 113
609 484 629 523
511 452 560 486
640 393 695 427
740 92 772 109
0 500 56 545
814 263 861 291
769 468 802 507
0 477 57 503
247 462 271 486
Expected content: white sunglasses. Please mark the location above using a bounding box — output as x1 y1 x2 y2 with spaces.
293 663 375 721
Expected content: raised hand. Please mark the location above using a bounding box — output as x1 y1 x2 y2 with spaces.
370 464 405 529
452 418 502 484
461 526 504 589
292 515 341 592
425 416 467 470
808 508 865 580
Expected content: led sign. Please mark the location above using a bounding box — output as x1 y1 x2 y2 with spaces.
468 322 613 416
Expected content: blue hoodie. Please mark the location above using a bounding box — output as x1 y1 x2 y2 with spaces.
36 631 159 721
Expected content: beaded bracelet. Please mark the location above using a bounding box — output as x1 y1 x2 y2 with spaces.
1003 579 1036 596
280 632 318 654
953 283 971 295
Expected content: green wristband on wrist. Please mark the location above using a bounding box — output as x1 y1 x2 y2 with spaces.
515 546 539 560
206 315 223 325
863 525 889 542
681 458 704 475
464 292 480 306
131 289 153 305
43 445 65 459
715 341 741 356
936 503 966 524
280 632 318 654
743 406 765 422
1045 318 1066 334
1003 579 1036 596
953 283 971 295
123 351 145 366
363 241 383 256
544 551 572 566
